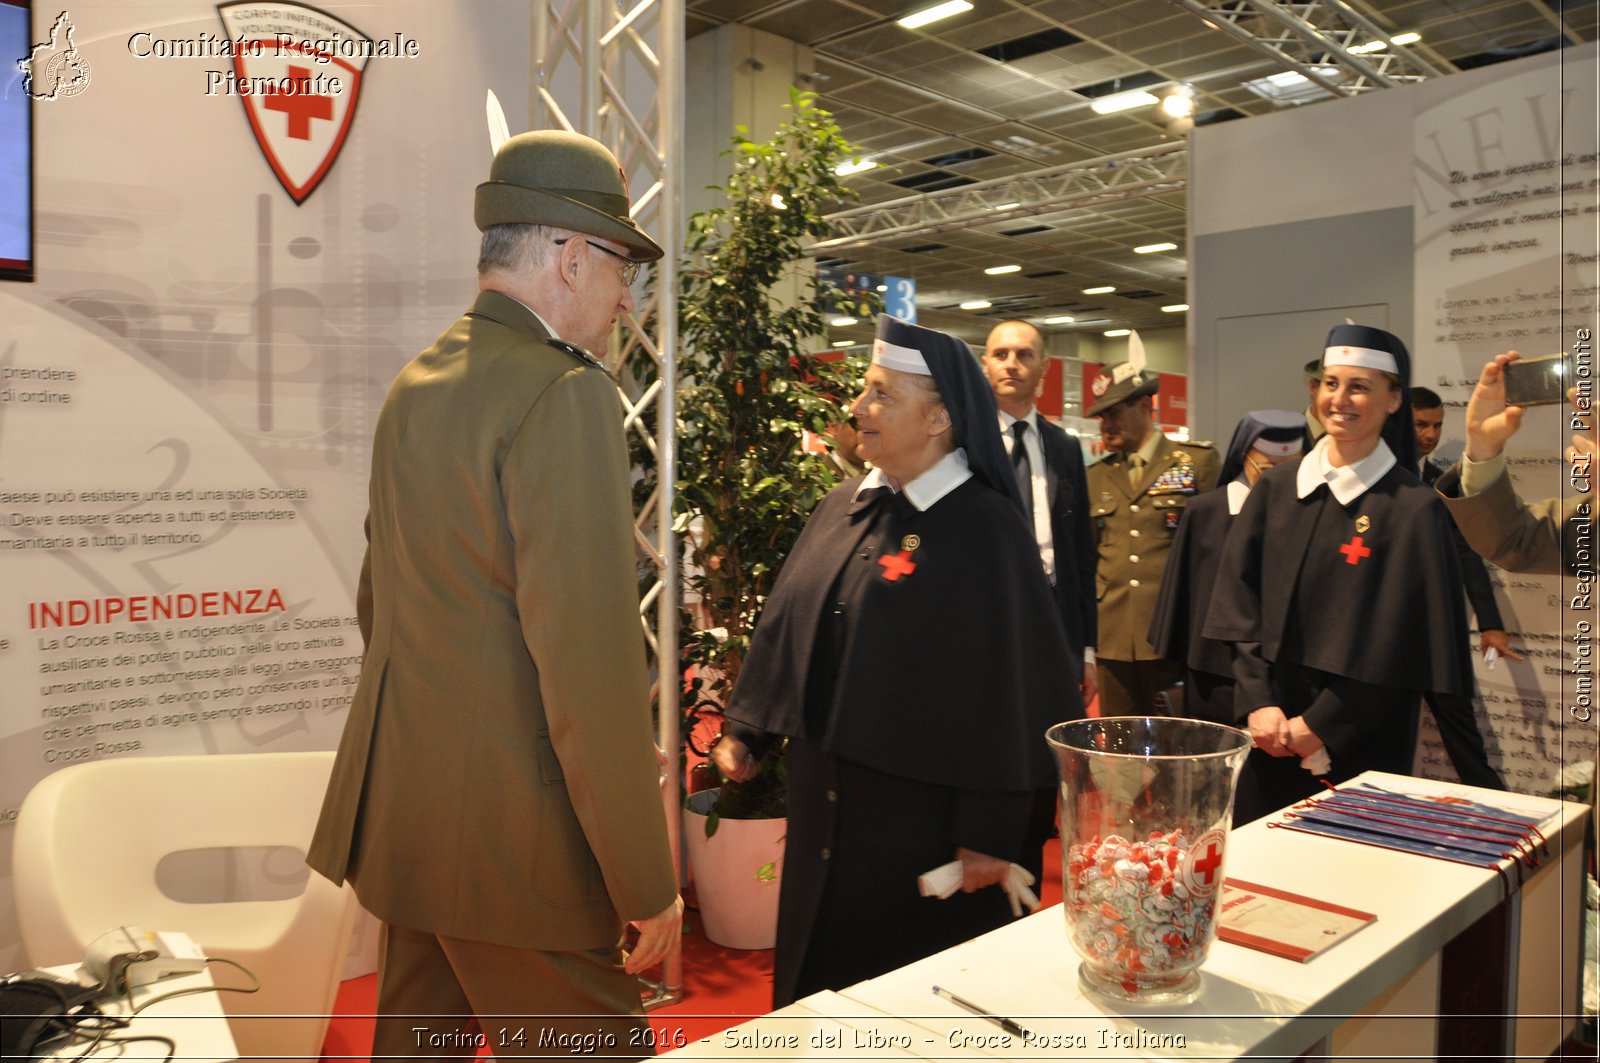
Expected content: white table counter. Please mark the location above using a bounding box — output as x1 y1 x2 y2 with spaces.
665 772 1589 1061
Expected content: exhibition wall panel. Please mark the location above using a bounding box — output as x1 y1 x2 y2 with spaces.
1191 209 1410 442
0 1 529 968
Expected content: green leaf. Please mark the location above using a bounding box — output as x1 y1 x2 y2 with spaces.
675 91 868 822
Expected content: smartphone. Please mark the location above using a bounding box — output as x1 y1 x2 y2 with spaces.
1503 352 1573 407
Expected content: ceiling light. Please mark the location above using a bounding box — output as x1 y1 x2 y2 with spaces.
959 299 992 310
876 284 888 292
1160 83 1195 118
1083 285 1115 295
984 264 1021 275
1242 67 1341 106
897 1 973 30
993 202 1021 211
1161 303 1189 313
1090 89 1160 115
1104 328 1131 337
834 158 877 176
1042 315 1076 325
1348 40 1388 55
1390 32 1421 45
830 317 859 327
1134 242 1178 254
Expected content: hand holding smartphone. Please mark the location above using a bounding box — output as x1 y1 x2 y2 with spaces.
1501 352 1573 407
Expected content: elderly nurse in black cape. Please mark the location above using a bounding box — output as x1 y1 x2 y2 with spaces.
712 315 1080 1008
1203 325 1473 824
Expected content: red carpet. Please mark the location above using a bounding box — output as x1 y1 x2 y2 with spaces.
320 836 1063 1060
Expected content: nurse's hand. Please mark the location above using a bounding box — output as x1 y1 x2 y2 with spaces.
1479 628 1526 662
710 735 757 782
1284 716 1324 758
956 847 1011 892
1247 705 1293 757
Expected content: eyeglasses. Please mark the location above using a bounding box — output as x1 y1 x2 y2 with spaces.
554 237 640 286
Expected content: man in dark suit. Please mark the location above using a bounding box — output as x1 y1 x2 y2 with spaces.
1412 386 1519 789
981 319 1097 697
980 319 1093 883
307 131 681 1058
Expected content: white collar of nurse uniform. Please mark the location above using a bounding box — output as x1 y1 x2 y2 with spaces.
1296 434 1396 505
853 448 973 512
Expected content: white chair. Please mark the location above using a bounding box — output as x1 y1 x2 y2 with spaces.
13 751 359 1061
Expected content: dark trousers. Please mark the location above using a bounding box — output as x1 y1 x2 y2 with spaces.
1423 691 1507 790
1097 657 1184 716
372 922 647 1059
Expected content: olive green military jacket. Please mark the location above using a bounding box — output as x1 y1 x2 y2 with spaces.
307 290 676 950
1436 461 1586 576
1087 433 1220 661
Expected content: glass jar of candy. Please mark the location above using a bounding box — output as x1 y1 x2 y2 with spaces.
1046 717 1251 1004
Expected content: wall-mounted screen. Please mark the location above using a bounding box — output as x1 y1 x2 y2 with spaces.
1 0 35 282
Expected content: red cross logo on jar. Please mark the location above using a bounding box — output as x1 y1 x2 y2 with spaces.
1180 828 1226 896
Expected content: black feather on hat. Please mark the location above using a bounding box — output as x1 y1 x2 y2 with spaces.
1322 323 1416 470
873 315 1025 514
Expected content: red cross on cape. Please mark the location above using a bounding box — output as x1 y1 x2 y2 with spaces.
1339 535 1372 566
878 549 916 582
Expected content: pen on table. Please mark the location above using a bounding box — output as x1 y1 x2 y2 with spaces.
931 985 1029 1039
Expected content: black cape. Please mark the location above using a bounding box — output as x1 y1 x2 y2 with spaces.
1204 457 1473 698
1147 487 1237 722
725 474 1076 792
1203 457 1472 819
725 471 1081 1006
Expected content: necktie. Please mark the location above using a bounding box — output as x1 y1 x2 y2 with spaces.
1129 454 1144 489
1011 421 1033 521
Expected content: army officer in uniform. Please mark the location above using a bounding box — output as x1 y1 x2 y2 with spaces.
1085 360 1220 715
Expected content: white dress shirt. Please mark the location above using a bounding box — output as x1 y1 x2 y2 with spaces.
998 408 1055 581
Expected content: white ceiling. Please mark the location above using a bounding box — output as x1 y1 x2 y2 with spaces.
686 0 1596 346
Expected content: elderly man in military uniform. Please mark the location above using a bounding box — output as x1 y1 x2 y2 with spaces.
307 130 681 1058
1085 363 1220 716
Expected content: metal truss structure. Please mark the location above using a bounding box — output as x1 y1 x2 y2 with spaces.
532 0 685 1008
813 142 1189 254
1164 0 1453 98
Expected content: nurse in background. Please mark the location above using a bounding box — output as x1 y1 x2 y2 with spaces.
1149 410 1305 724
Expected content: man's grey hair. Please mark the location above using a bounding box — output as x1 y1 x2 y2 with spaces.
477 223 560 276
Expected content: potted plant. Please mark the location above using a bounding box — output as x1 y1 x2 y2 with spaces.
671 88 875 947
